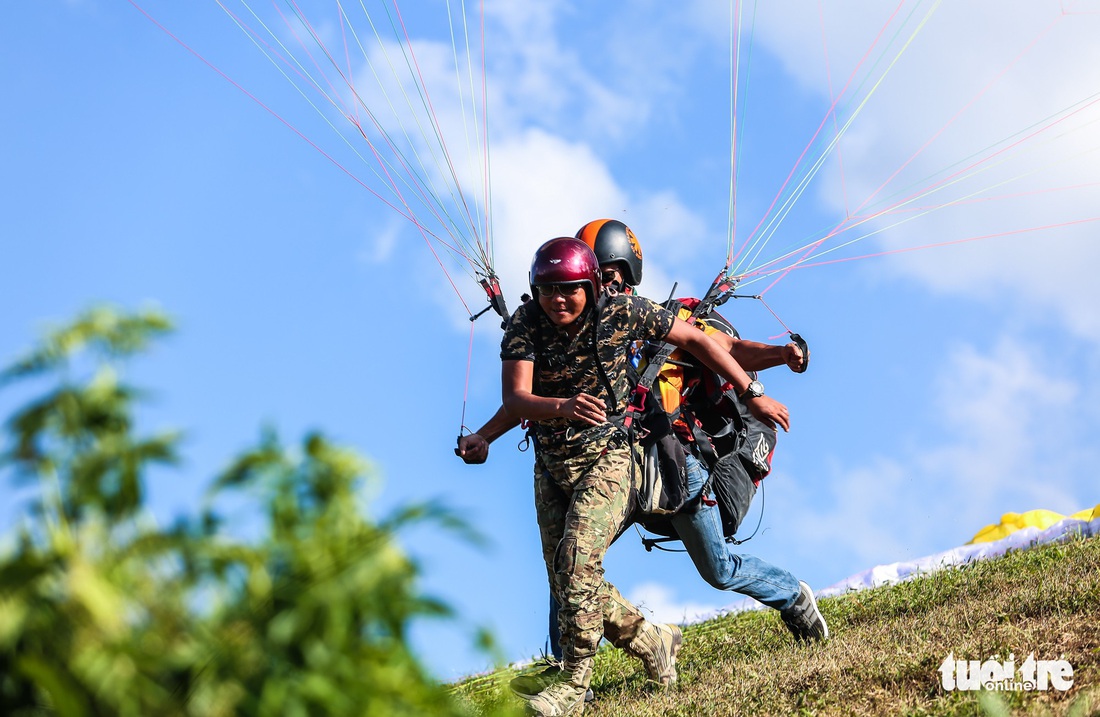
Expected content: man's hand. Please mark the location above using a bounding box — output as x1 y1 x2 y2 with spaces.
787 333 810 373
783 342 806 373
456 433 490 464
746 395 790 432
561 393 607 425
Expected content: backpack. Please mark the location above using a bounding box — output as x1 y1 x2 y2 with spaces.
635 300 777 542
679 307 777 483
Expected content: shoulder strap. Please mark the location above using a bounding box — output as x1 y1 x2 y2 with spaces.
635 299 685 390
590 294 622 413
621 298 690 431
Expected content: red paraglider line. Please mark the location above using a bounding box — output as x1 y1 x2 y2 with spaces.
278 0 358 120
270 0 478 310
753 23 1093 296
337 4 360 128
126 0 474 314
273 1 441 227
218 1 348 123
126 0 412 224
763 216 1100 277
389 0 484 249
884 181 1100 216
854 97 1100 227
458 317 476 434
851 14 1063 219
247 0 475 263
314 0 487 268
731 0 907 268
1061 1 1100 15
295 0 487 267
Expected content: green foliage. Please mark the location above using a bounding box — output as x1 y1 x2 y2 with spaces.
0 306 519 717
2 306 178 524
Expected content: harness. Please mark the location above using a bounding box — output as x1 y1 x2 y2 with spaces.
630 294 787 550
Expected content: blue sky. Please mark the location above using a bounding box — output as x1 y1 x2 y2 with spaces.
3 0 1100 681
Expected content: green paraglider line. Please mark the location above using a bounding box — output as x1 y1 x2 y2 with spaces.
272 0 479 266
751 88 1100 294
126 0 478 316
209 0 495 284
729 0 913 271
742 216 1100 296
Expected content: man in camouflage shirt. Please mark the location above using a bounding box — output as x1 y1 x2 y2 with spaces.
501 237 790 716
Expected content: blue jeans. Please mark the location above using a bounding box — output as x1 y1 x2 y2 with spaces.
547 453 800 660
672 454 800 611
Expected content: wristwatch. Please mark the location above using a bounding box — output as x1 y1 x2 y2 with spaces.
738 379 765 401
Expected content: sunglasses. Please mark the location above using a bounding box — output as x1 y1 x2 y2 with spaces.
535 283 584 297
601 271 620 284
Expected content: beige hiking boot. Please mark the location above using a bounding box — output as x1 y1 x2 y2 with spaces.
625 621 683 686
524 657 591 716
524 681 588 716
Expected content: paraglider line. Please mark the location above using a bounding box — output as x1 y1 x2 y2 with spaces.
769 216 1100 275
731 0 909 267
126 0 423 229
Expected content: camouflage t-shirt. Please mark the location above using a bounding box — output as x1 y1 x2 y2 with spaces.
501 295 675 454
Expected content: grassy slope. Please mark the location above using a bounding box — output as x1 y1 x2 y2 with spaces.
455 532 1100 716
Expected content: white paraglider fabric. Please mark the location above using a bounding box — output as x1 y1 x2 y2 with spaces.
691 504 1100 622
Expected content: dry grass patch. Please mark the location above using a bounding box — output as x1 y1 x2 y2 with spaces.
454 532 1100 716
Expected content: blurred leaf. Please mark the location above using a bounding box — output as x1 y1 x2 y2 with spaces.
0 306 500 716
0 305 172 385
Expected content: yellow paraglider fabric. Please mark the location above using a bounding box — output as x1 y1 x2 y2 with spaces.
967 503 1100 544
1070 503 1100 522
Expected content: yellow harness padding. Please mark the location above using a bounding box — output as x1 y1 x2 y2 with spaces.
651 308 727 430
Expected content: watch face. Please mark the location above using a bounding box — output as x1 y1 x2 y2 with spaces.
744 380 764 398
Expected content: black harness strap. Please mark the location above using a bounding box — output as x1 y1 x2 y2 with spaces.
621 299 685 433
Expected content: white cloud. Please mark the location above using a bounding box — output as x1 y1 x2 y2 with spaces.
304 5 719 321
627 581 728 625
225 3 1100 345
770 335 1096 573
483 2 647 143
734 1 1100 342
456 129 712 315
913 338 1085 514
355 216 402 264
486 129 630 303
246 2 771 326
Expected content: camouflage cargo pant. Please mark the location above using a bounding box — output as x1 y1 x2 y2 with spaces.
534 434 648 663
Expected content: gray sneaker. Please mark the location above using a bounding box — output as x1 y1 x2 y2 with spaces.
510 660 594 703
781 580 829 642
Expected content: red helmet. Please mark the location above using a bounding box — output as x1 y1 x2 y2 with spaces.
575 219 643 286
529 237 602 300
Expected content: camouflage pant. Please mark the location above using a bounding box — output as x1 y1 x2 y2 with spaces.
534 435 647 663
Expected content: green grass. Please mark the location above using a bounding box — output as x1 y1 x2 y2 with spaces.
452 532 1100 716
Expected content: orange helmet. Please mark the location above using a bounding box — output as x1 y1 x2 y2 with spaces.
575 219 643 286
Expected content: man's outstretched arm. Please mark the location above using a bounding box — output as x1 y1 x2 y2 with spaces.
666 319 791 432
456 405 521 464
